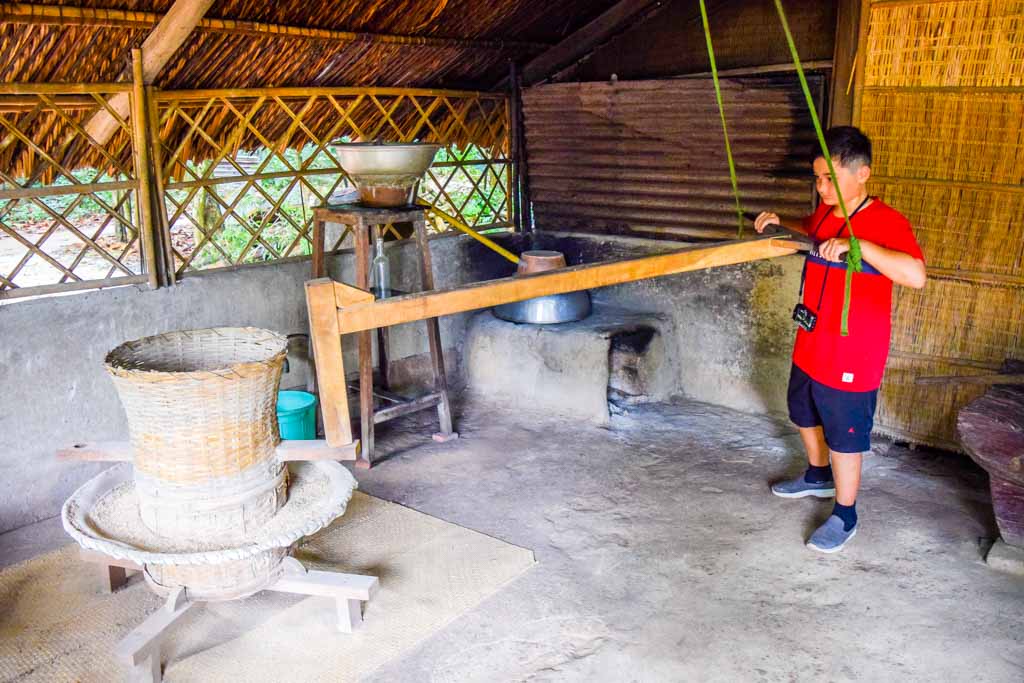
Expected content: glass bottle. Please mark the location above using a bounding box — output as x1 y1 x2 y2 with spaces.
371 235 391 298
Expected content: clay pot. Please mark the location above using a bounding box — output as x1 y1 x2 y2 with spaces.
517 250 567 275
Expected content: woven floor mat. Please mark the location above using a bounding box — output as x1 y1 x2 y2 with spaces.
0 492 536 682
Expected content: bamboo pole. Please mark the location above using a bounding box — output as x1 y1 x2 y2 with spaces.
0 3 547 52
0 275 149 300
0 83 130 95
131 49 160 290
156 86 505 102
0 179 136 201
417 200 519 265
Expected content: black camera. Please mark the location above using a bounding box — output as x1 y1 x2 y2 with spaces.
792 303 818 332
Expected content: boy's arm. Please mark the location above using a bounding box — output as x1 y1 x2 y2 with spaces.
753 212 809 235
819 238 927 288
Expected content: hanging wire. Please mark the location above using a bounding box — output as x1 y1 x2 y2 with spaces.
773 0 862 336
698 0 745 238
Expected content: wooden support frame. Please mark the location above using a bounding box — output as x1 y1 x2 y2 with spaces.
57 439 360 462
306 237 804 448
497 0 665 88
82 553 379 682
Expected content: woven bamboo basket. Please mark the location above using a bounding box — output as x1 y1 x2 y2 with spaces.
143 547 291 602
105 327 289 542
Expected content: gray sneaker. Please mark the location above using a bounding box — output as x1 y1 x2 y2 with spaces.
806 515 858 553
770 475 835 499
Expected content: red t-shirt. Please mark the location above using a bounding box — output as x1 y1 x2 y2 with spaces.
792 199 923 392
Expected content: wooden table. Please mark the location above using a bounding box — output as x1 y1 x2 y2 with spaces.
311 204 455 467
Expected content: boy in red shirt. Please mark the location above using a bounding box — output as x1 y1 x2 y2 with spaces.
755 126 926 553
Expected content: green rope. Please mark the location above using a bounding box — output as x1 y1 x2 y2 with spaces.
699 0 744 238
773 0 861 336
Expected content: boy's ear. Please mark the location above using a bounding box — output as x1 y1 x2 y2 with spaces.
856 164 871 184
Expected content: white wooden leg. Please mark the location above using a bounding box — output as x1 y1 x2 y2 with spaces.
267 560 379 634
115 588 197 683
337 598 363 633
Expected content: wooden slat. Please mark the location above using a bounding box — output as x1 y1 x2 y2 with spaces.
306 279 365 447
276 439 360 461
329 237 799 334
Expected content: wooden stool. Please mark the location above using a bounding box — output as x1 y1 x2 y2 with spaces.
311 204 455 467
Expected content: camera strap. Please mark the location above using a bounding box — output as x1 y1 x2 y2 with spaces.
797 196 871 312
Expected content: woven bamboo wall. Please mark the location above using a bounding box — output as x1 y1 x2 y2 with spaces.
857 0 1024 449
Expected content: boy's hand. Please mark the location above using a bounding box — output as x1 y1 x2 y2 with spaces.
819 237 851 262
754 212 779 234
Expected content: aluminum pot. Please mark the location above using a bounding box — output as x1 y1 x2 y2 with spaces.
332 142 440 207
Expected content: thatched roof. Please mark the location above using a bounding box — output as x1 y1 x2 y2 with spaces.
0 0 621 178
1 0 620 90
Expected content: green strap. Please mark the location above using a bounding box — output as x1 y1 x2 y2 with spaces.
773 0 861 336
699 0 744 238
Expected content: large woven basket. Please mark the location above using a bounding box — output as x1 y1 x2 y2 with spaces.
105 327 288 541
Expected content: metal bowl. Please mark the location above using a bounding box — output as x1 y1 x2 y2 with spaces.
332 142 441 207
492 290 592 325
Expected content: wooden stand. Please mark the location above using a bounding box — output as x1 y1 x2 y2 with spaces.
84 553 378 683
312 204 456 468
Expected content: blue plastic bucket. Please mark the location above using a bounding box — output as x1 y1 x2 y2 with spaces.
277 391 317 440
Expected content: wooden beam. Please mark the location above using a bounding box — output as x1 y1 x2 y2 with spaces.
276 439 360 461
507 0 665 87
915 374 1024 386
84 0 216 145
0 4 547 52
329 237 800 335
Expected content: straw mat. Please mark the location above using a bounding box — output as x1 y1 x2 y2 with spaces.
0 492 535 682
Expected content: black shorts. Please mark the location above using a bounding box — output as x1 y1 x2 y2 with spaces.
787 364 877 454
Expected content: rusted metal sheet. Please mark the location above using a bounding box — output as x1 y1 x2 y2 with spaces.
522 76 823 240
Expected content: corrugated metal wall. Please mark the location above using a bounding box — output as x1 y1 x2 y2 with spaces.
856 0 1024 449
522 75 823 240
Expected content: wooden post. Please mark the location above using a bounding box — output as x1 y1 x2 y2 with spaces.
851 0 871 127
131 49 160 290
829 0 863 126
413 215 455 437
146 85 175 286
510 64 532 235
354 218 375 468
305 278 356 448
508 61 523 233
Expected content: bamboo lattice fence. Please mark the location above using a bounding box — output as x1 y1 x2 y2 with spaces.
0 84 511 298
857 0 1024 449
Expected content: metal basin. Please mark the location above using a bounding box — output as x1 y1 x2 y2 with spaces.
332 142 441 207
493 290 592 325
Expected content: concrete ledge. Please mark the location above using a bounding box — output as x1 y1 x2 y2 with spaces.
464 306 669 426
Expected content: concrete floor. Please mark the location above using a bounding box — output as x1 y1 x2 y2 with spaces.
3 398 1022 681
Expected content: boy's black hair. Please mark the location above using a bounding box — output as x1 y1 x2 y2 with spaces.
814 126 872 168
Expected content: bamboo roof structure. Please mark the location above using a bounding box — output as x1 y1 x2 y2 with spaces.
0 0 622 176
